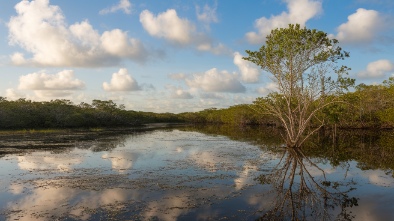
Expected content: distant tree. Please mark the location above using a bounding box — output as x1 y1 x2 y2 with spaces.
244 24 354 148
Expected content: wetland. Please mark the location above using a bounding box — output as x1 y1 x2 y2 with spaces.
0 124 393 220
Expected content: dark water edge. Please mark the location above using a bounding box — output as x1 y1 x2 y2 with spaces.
0 125 393 220
0 123 186 153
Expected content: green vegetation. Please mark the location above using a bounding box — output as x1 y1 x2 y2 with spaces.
179 77 394 129
178 105 277 126
1 76 394 130
243 24 354 147
0 24 393 133
0 98 182 129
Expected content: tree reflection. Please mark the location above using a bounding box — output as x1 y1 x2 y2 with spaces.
257 147 358 221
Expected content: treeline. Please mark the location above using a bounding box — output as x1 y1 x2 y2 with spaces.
0 98 181 129
324 78 394 128
1 78 394 129
178 105 278 126
180 77 394 129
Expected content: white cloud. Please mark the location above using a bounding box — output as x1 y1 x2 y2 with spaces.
19 70 85 91
10 52 26 65
17 70 85 98
99 0 132 15
335 8 385 45
196 3 218 29
166 85 194 99
140 8 229 54
140 9 195 45
171 89 193 99
233 52 260 83
186 68 245 93
5 88 24 100
358 59 394 78
35 90 77 98
196 42 232 55
103 68 141 91
245 0 322 44
8 0 148 67
100 29 146 60
69 20 101 47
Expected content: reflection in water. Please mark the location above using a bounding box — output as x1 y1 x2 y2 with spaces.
257 147 358 221
17 152 84 172
6 178 142 221
1 129 270 220
1 126 394 220
102 152 139 172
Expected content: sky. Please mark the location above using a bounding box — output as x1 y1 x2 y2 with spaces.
0 0 393 113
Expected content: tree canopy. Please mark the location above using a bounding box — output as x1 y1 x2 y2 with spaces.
243 24 354 148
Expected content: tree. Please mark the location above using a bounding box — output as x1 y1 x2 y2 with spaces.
244 24 354 148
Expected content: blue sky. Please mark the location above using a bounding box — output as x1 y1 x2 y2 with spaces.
0 0 393 113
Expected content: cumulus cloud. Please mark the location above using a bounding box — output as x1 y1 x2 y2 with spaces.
19 70 85 91
8 0 148 67
10 52 26 65
358 59 394 78
245 0 322 44
186 68 245 93
140 9 195 45
17 70 85 98
100 29 146 58
140 8 230 54
5 88 24 100
233 52 261 83
99 0 132 15
103 68 141 91
334 8 385 45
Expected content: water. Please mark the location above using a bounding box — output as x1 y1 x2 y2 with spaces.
0 125 393 220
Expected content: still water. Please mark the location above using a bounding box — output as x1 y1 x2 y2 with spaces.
0 125 393 220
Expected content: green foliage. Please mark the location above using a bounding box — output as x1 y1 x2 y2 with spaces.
244 24 349 76
178 75 394 129
179 105 275 126
1 75 394 129
243 24 354 147
0 98 183 129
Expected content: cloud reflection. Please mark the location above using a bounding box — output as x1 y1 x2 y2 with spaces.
17 152 84 172
101 152 139 172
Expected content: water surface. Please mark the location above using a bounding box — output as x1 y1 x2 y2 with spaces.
0 125 393 220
